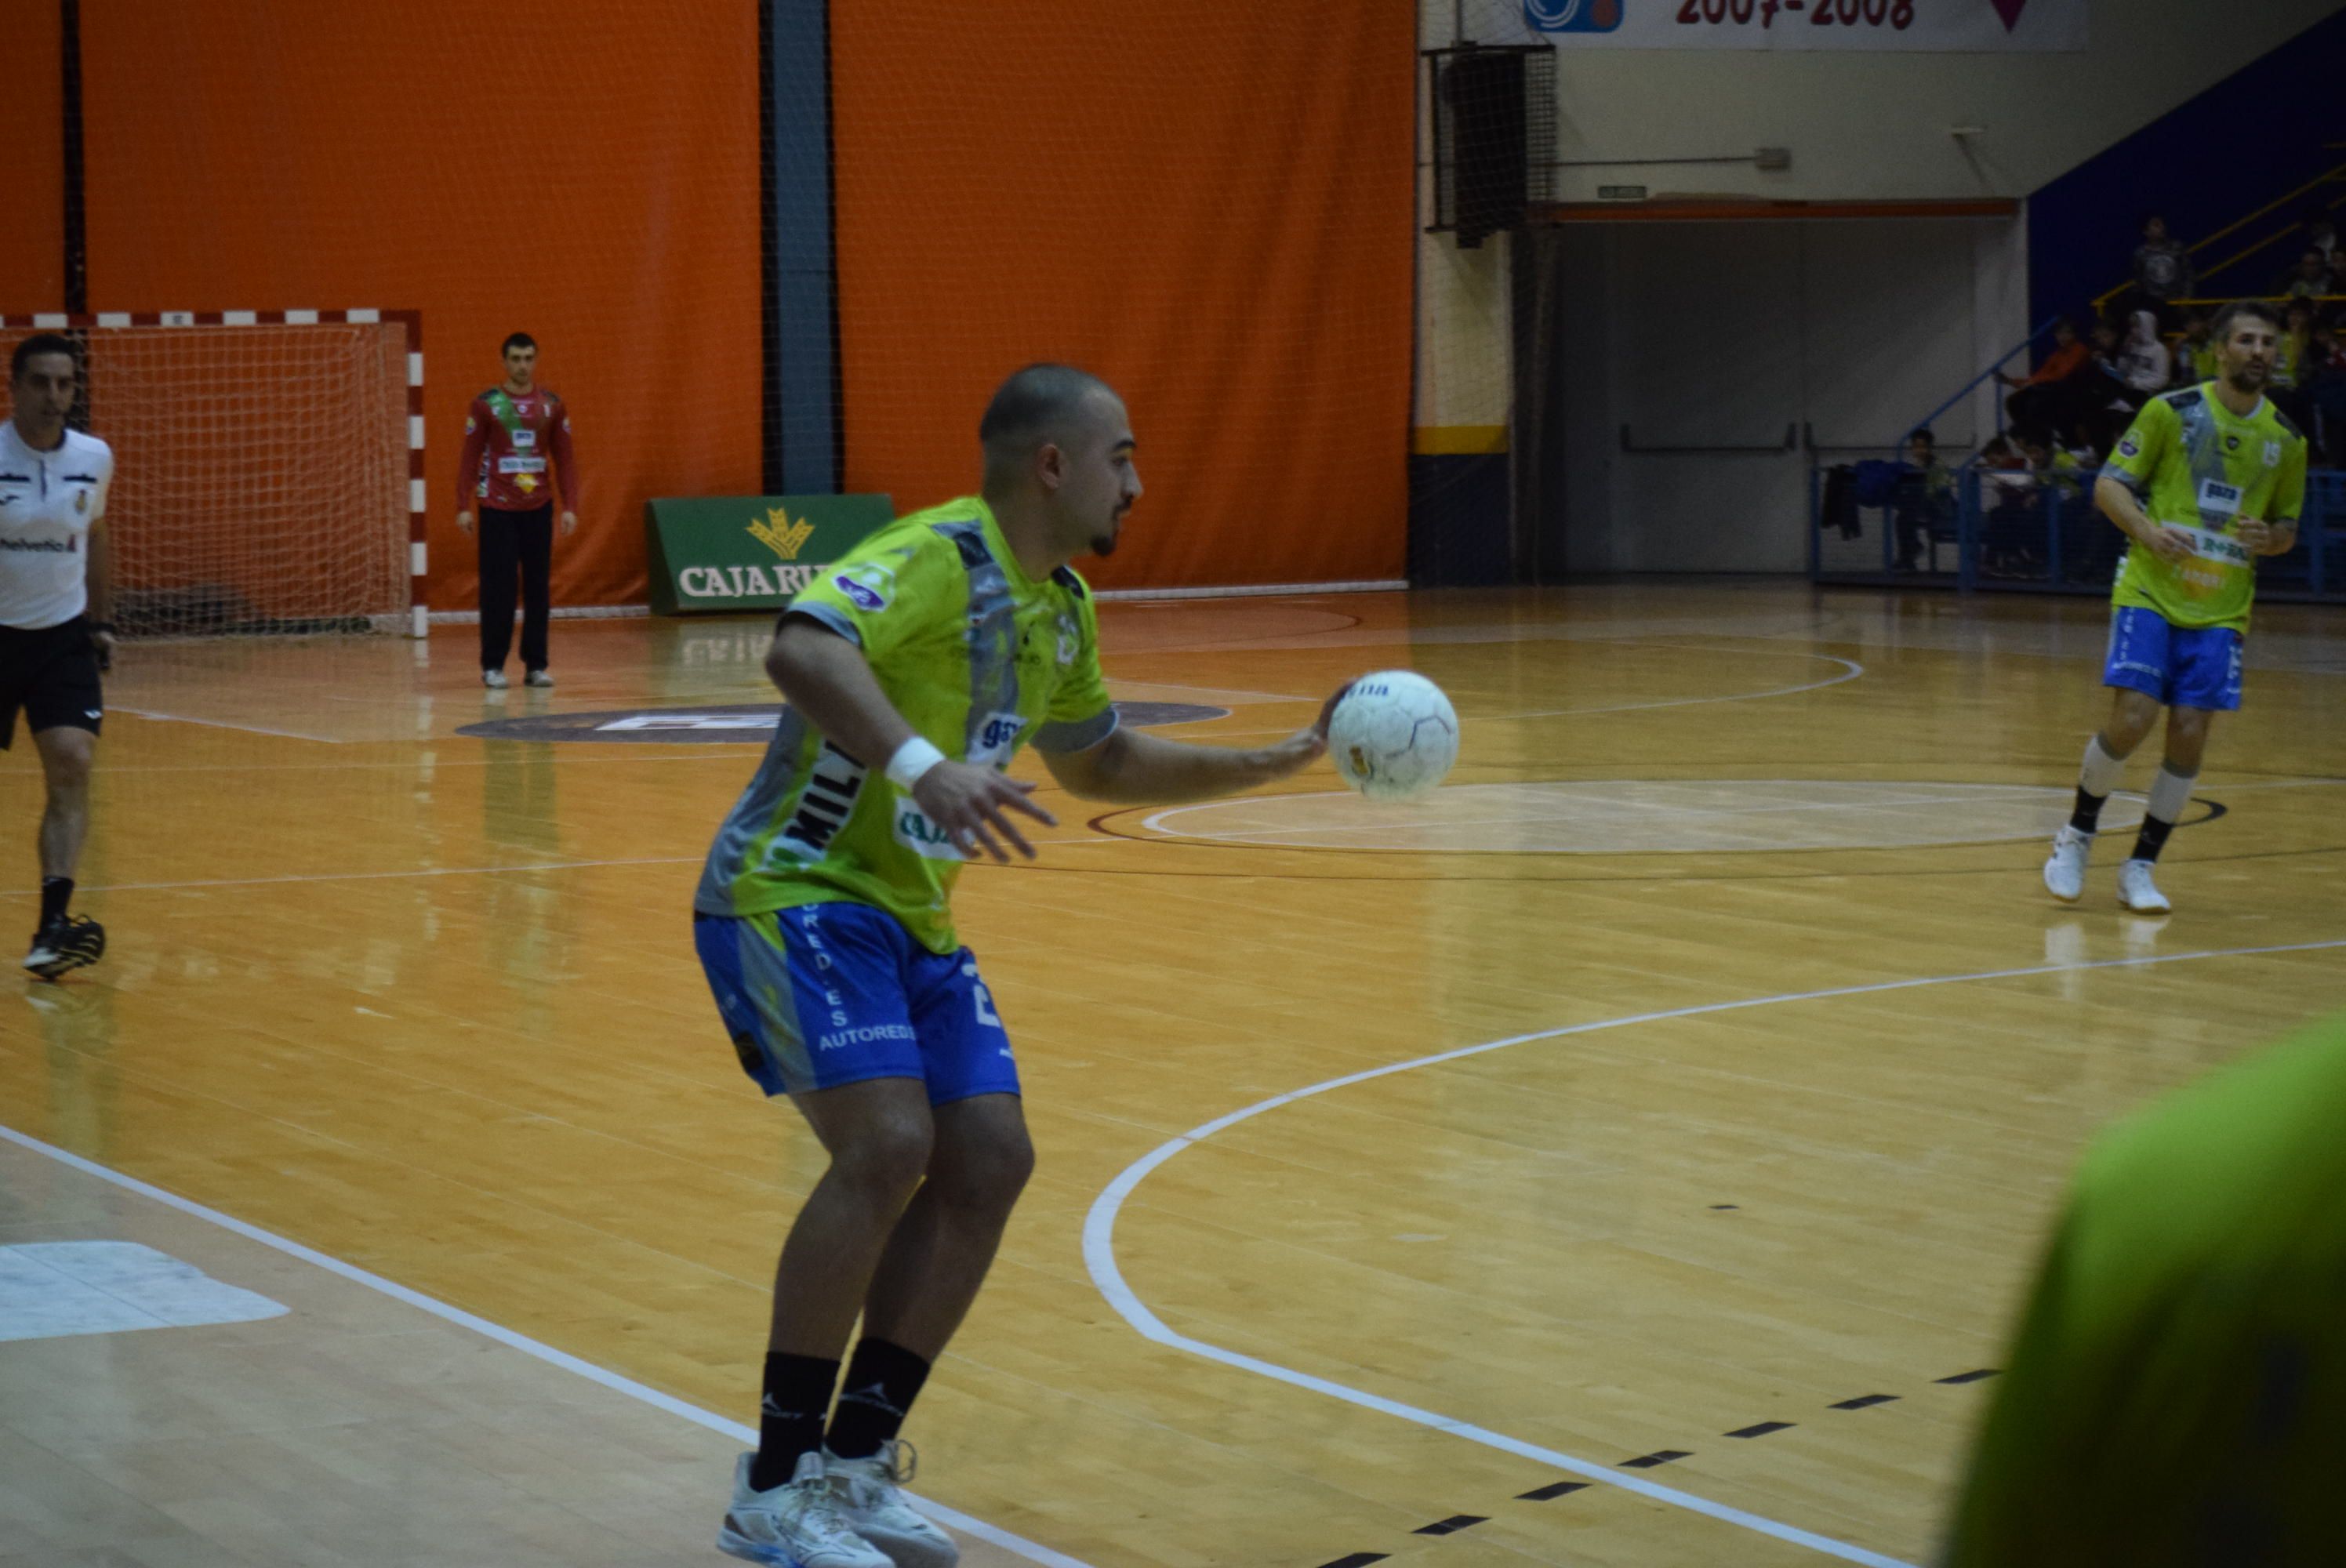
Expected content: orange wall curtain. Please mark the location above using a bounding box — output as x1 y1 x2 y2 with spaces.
830 2 1415 590
76 2 762 611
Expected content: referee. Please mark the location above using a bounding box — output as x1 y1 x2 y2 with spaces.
455 332 579 689
2 334 115 979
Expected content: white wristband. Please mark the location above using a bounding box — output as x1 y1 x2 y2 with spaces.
885 737 949 790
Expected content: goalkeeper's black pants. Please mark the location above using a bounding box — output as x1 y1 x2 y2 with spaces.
478 503 553 672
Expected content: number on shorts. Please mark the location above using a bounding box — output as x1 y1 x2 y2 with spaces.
962 962 1002 1029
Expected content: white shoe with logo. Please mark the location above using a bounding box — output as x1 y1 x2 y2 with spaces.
718 1450 892 1567
2043 825 2091 904
2117 858 2172 915
827 1442 958 1568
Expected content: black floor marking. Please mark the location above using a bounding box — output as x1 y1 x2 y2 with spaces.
1316 1555 1388 1568
1831 1393 1899 1410
1412 1515 1488 1536
1709 1203 1740 1210
1518 1480 1589 1501
1726 1421 1794 1439
1936 1368 2001 1385
1620 1450 1692 1469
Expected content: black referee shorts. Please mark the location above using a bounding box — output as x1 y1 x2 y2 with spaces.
0 616 104 751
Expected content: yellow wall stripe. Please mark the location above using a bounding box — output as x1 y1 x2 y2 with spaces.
1411 424 1509 456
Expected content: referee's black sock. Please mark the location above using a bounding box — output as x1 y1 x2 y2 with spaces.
39 877 72 925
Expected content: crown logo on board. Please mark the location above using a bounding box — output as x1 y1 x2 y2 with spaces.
748 507 817 561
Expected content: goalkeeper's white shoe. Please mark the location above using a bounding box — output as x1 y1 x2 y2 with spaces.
717 1451 892 1568
827 1443 957 1568
2042 826 2091 904
2117 858 2172 916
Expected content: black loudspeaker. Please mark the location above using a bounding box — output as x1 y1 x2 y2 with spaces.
1444 49 1527 247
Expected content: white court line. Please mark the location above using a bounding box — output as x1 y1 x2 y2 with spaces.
49 856 705 895
0 1123 1098 1568
1140 782 2116 845
1083 937 2346 1568
110 706 347 744
1200 650 1866 739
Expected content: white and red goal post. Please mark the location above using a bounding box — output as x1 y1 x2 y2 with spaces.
0 310 425 637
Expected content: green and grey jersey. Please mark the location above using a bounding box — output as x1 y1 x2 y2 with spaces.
694 495 1117 953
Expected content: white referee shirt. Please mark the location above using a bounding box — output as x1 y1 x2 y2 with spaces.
0 419 114 630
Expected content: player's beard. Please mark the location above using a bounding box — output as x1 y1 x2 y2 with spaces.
1089 531 1118 557
2225 364 2269 396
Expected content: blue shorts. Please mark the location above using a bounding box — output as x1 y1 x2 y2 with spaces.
694 902 1019 1105
2102 605 2243 713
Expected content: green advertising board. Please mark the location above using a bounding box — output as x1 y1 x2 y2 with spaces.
644 493 895 615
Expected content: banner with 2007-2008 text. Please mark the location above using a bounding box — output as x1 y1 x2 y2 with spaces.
1505 0 2085 50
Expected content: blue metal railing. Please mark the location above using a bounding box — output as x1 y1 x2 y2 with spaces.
1893 315 2064 457
1814 463 2344 601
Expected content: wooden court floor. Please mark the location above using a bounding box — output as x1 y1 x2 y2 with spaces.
4 582 2343 1568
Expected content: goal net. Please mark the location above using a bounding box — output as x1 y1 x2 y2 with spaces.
0 311 417 637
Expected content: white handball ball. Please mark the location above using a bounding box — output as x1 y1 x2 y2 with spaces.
1328 670 1459 802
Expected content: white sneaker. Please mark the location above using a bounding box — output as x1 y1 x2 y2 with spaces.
718 1450 892 1568
523 669 554 688
827 1443 958 1568
2043 825 2091 903
2117 858 2172 915
481 669 509 689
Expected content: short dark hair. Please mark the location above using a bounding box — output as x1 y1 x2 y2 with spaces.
2210 300 2283 341
979 363 1117 471
9 332 81 383
501 332 537 356
1908 426 1935 447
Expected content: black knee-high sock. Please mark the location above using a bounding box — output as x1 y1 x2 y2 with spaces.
40 877 72 924
751 1352 840 1492
825 1338 933 1460
2132 814 2177 864
2068 788 2106 834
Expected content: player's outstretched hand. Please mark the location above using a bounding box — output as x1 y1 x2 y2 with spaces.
2145 526 2195 563
912 761 1058 862
1260 679 1356 777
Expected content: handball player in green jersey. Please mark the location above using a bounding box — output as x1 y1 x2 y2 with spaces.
692 365 1354 1566
1945 1011 2346 1566
2043 302 2304 915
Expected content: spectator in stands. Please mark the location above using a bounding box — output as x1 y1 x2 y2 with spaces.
2275 247 2336 302
2307 209 2341 272
1999 317 2090 441
2126 214 2195 327
1892 426 1956 573
2115 309 2173 403
2271 296 2318 434
2173 310 2217 387
1980 435 2044 579
2305 317 2346 466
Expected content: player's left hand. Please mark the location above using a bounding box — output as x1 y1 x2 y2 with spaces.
2235 517 2278 555
89 627 117 672
559 510 579 539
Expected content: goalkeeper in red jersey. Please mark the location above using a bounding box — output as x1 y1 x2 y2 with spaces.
456 332 579 689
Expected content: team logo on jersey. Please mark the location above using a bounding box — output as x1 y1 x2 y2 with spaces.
2117 437 2141 459
833 564 893 612
749 507 817 561
2224 435 2240 452
2265 441 2283 466
1054 615 1079 667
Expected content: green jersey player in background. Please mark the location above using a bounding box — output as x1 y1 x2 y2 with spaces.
2043 301 2304 915
692 364 1353 1567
